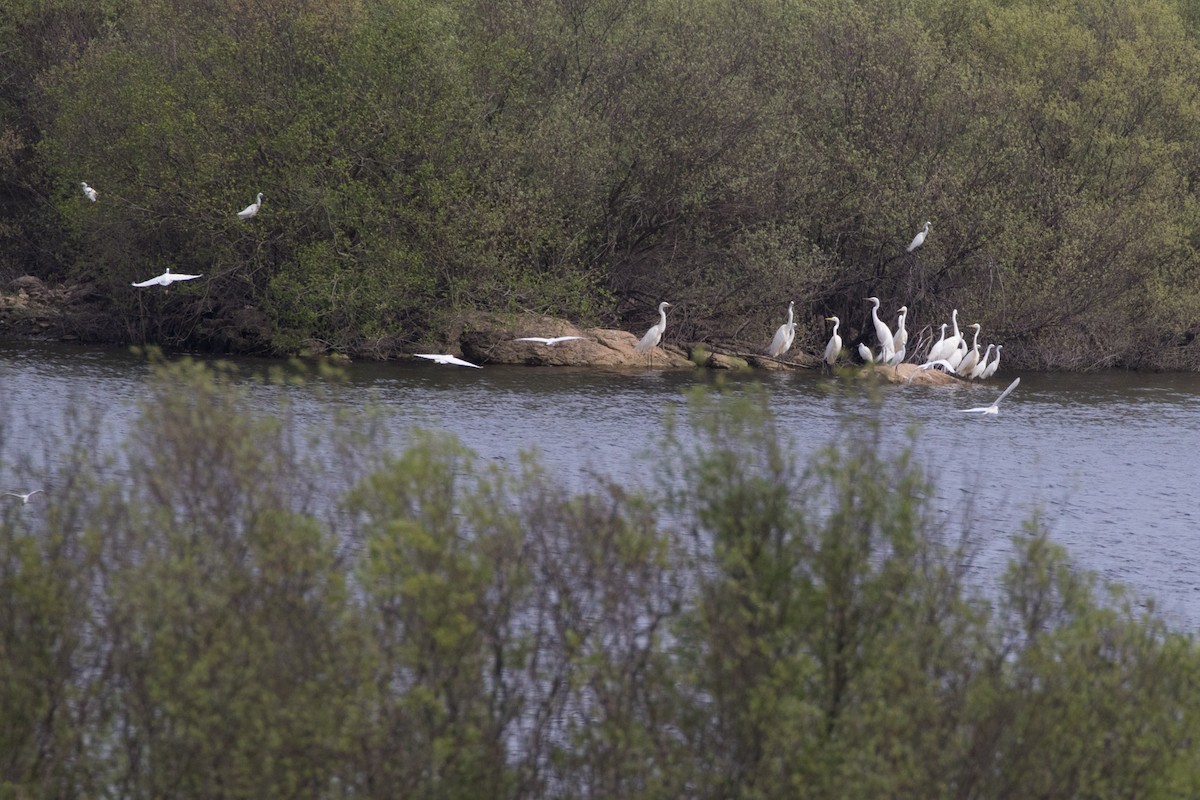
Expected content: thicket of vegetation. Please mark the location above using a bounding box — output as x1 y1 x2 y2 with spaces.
2 359 1199 797
4 0 1200 367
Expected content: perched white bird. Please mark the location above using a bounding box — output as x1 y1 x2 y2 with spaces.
906 360 956 382
926 324 948 363
956 324 983 378
415 353 481 368
237 192 264 220
942 309 963 358
958 377 1021 415
767 301 796 358
3 489 43 504
131 268 203 287
824 316 842 367
891 305 909 357
907 220 931 253
514 336 586 346
979 344 1003 379
81 182 98 202
969 344 995 379
857 342 876 364
866 297 894 358
634 301 672 360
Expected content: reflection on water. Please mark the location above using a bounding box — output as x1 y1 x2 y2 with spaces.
3 340 1199 627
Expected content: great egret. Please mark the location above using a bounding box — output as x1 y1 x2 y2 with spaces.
906 360 956 382
131 268 202 287
415 353 481 368
237 192 264 220
942 309 963 357
926 324 948 363
969 344 994 379
3 489 43 504
980 344 1003 379
81 182 98 202
514 336 586 346
767 301 796 358
857 342 876 364
635 301 672 364
823 316 842 366
958 376 1020 415
907 221 931 253
866 297 894 357
892 306 909 357
956 324 983 377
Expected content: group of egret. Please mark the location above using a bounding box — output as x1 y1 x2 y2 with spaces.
80 182 262 287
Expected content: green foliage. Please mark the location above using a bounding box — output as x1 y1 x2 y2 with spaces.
3 361 1200 796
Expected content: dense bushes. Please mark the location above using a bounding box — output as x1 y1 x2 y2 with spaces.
3 0 1200 365
2 359 1198 797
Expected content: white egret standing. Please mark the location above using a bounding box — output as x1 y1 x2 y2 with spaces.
81 182 98 202
865 297 894 359
907 221 931 253
514 336 586 346
767 301 796 358
956 324 983 377
634 301 672 365
958 377 1020 415
3 489 43 504
891 306 909 362
132 268 202 287
925 324 948 363
857 343 876 365
415 353 481 368
237 192 264 220
969 344 994 379
823 316 842 367
980 345 1003 379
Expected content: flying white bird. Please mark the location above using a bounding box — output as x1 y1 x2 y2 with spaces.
958 377 1021 415
767 301 796 358
823 316 842 367
3 489 43 504
907 221 931 253
131 268 202 287
415 353 481 368
237 192 264 220
81 182 98 202
514 336 586 346
906 360 957 382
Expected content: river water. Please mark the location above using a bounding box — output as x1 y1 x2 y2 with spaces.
3 340 1199 628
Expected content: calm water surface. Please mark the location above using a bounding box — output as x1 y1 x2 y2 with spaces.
3 341 1199 627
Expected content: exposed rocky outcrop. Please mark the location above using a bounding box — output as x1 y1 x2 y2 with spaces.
0 276 109 341
459 313 695 368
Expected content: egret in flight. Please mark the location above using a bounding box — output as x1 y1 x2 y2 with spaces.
415 354 481 368
237 192 264 220
823 316 842 367
3 489 43 504
767 301 796 358
634 301 672 364
132 268 202 287
514 336 586 346
81 182 98 202
958 377 1020 415
907 221 931 253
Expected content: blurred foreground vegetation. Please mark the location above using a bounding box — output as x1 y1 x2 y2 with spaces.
2 359 1199 798
3 0 1200 366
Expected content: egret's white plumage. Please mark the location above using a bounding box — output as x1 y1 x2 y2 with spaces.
823 316 842 367
957 324 983 378
635 301 672 354
980 344 1003 379
415 353 481 368
906 360 956 382
237 192 264 220
926 324 948 363
131 268 202 287
969 344 994 379
958 377 1020 415
866 297 894 358
857 342 876 364
514 336 586 346
906 221 931 253
767 301 796 358
891 306 908 357
81 182 98 202
3 489 43 504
